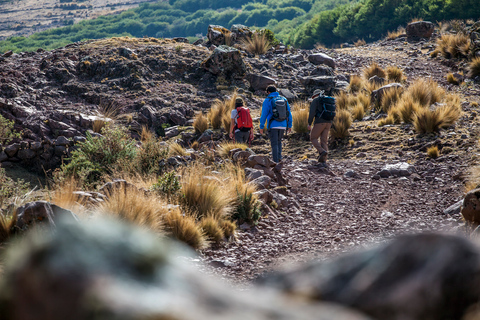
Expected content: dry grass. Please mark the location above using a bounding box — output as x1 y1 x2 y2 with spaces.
140 126 154 142
180 164 232 220
413 99 462 134
386 66 405 83
348 75 364 93
468 57 480 78
365 80 383 94
334 91 356 110
208 99 229 129
363 62 386 79
97 185 164 233
49 178 88 217
193 113 209 134
380 86 403 113
356 94 371 111
386 27 406 40
163 209 206 250
291 100 309 112
406 78 445 107
436 33 471 59
395 95 422 123
447 73 460 85
222 112 232 133
354 39 366 47
351 102 365 121
0 211 16 245
199 216 224 243
292 108 309 133
219 219 237 238
378 115 395 127
217 141 248 158
465 166 480 192
93 100 121 133
168 142 187 157
330 109 352 139
241 32 271 55
427 145 439 158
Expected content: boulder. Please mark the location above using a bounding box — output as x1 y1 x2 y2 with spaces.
310 66 335 77
4 143 20 157
299 76 336 94
165 126 180 138
406 21 435 39
233 150 252 163
246 155 275 168
308 53 336 69
278 88 298 101
258 233 480 320
371 83 403 105
14 201 78 231
251 175 272 189
246 74 276 91
198 129 213 143
201 45 247 78
230 24 252 43
0 151 8 162
55 136 72 147
245 168 263 181
254 189 274 204
0 218 372 320
17 149 36 160
207 25 231 46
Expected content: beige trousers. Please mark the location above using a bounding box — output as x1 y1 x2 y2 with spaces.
310 123 331 155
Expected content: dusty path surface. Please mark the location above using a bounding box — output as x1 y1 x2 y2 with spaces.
198 40 480 284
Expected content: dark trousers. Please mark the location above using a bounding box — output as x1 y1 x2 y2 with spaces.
268 129 284 163
234 130 250 143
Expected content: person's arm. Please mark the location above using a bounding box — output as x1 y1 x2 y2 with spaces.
307 99 317 131
287 99 293 134
229 118 235 140
259 98 270 135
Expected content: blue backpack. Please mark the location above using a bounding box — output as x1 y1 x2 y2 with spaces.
316 94 336 121
268 96 288 121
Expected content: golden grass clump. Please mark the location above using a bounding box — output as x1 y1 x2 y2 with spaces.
351 102 365 121
356 93 371 111
446 73 460 85
386 66 405 82
406 78 445 107
380 86 403 113
334 91 357 110
436 33 471 59
395 95 422 123
219 219 237 238
199 216 224 243
468 57 480 79
386 27 405 40
348 75 364 93
413 101 462 134
292 108 309 133
330 109 352 139
50 178 88 217
217 141 248 158
0 212 16 245
208 99 229 129
354 39 366 47
163 209 206 250
291 100 309 112
222 112 232 133
193 113 209 134
180 164 233 220
365 80 383 95
378 115 395 127
241 32 271 55
168 142 187 157
140 126 154 142
427 145 439 158
363 62 386 80
97 185 164 233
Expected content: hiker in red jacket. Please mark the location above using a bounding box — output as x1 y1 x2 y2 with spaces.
229 97 254 144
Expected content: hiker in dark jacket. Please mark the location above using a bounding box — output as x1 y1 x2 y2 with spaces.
259 85 292 163
308 89 332 164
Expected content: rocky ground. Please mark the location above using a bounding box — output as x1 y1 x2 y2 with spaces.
1 26 480 288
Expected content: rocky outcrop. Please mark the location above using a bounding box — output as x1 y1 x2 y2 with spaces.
246 74 276 91
406 21 435 40
202 45 247 78
14 201 78 231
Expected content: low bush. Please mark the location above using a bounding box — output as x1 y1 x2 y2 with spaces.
386 66 405 82
199 216 224 243
152 171 181 201
330 109 352 139
133 138 168 175
363 62 386 79
348 75 364 93
241 32 271 56
193 113 208 134
406 78 445 107
468 57 480 78
0 211 16 246
0 115 21 144
380 86 403 113
427 145 439 158
0 167 29 209
163 209 206 250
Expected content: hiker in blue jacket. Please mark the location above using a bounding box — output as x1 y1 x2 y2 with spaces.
259 85 292 163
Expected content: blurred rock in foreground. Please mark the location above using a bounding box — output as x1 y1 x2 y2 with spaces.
0 218 370 320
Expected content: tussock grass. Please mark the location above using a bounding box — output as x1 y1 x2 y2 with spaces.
356 94 371 111
386 66 405 82
468 57 480 78
222 112 232 133
292 108 309 133
380 86 403 113
208 99 228 129
378 115 395 127
0 212 16 245
291 100 309 112
97 185 164 233
386 27 405 40
413 98 462 133
436 33 471 59
348 75 364 93
199 216 224 243
219 219 237 238
406 78 445 107
193 113 208 134
365 80 383 94
242 32 271 55
427 145 439 158
334 91 356 110
217 141 248 158
363 62 386 79
140 126 154 142
330 109 352 139
395 95 422 123
50 178 88 216
354 39 366 47
447 73 460 85
94 100 121 133
168 142 187 157
180 164 232 220
351 102 365 120
163 209 206 250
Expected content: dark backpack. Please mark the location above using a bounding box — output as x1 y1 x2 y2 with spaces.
269 96 288 122
316 95 336 121
236 107 253 132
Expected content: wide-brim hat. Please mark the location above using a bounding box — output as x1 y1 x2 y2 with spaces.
312 89 323 97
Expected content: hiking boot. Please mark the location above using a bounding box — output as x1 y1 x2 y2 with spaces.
318 151 327 163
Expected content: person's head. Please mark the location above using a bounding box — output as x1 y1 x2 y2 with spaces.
266 85 277 94
235 97 244 108
312 89 323 99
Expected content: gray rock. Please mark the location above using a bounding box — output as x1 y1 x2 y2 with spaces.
377 169 391 178
169 110 187 126
202 45 246 77
54 146 67 156
55 136 72 147
246 74 276 91
308 53 336 69
290 54 304 62
207 24 230 46
251 175 272 189
30 141 43 151
462 189 480 226
247 155 275 168
17 149 36 160
371 83 403 104
258 233 480 320
406 21 435 39
233 150 252 162
4 143 20 157
0 151 8 162
165 126 180 138
254 189 274 204
310 66 335 77
344 170 357 178
245 168 263 181
368 75 385 85
299 76 336 94
118 47 135 58
198 129 213 143
444 200 463 216
14 201 78 231
278 88 298 101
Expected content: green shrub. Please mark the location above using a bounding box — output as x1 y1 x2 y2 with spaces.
152 171 181 201
133 139 168 175
0 115 21 144
0 167 29 209
232 190 261 224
